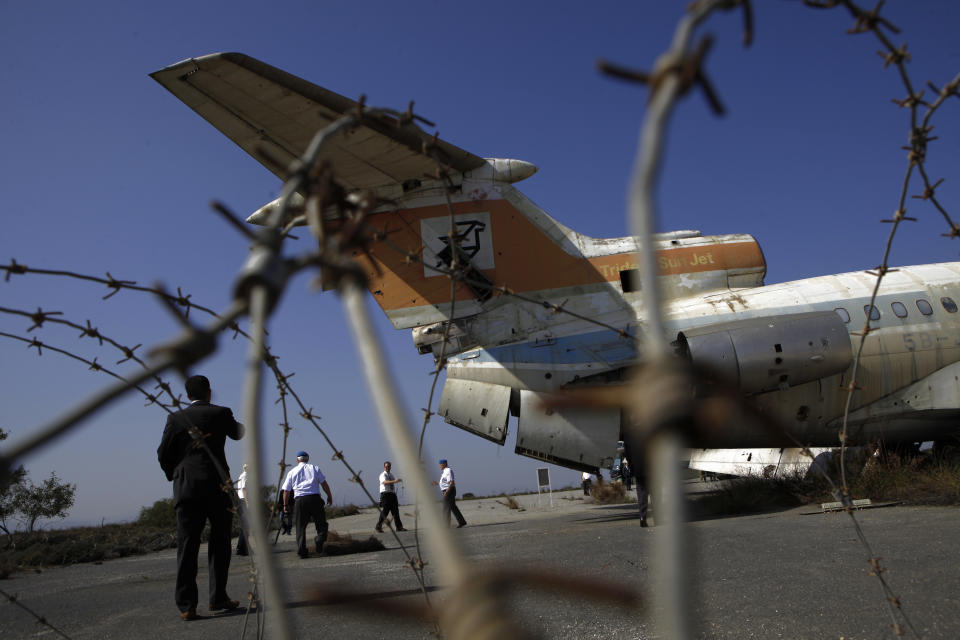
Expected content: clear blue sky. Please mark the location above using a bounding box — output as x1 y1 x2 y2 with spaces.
1 1 958 526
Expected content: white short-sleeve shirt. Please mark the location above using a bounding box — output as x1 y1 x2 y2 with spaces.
281 462 326 498
439 467 454 492
379 471 396 494
236 471 247 500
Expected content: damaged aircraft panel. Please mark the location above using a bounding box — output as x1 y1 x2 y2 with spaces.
515 390 619 471
438 378 511 444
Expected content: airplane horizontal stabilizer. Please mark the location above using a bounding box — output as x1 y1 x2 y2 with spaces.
151 53 485 190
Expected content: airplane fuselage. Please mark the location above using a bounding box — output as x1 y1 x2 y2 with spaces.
151 52 960 473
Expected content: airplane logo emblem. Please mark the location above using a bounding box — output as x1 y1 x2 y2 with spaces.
420 213 494 277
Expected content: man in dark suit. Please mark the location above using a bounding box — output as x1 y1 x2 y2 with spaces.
158 375 244 621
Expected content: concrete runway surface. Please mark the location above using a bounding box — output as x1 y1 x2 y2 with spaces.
3 488 958 639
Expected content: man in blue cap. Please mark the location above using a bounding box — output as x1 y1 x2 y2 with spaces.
281 451 333 558
432 459 466 528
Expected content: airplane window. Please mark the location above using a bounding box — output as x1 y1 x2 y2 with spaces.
834 307 850 323
941 297 958 313
891 301 908 318
863 304 880 321
916 299 933 315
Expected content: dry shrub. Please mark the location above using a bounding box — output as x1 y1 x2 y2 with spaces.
326 504 360 519
850 455 960 505
495 496 520 509
1 523 178 573
322 531 385 556
690 475 820 518
590 481 630 504
689 452 960 518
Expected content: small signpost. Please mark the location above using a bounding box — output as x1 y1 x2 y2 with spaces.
536 467 552 508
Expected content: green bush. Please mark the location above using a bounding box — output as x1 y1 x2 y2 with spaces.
137 498 176 529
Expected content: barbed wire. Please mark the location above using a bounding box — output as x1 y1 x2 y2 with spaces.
0 314 269 636
0 263 437 635
2 2 957 638
804 2 957 634
0 587 72 639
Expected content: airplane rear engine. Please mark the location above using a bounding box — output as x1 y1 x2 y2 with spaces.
676 311 852 394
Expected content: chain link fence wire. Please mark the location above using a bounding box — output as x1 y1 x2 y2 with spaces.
2 1 958 638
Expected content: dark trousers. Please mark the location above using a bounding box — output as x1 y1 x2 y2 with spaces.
276 496 292 534
293 493 328 556
442 487 466 527
235 501 248 554
377 491 403 529
175 494 233 612
636 472 648 520
582 479 592 496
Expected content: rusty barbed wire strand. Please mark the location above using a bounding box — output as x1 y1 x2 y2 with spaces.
405 145 472 617
0 330 177 409
0 306 184 407
266 97 535 638
239 283 292 640
786 437 917 637
1 269 313 636
0 263 231 321
0 255 452 634
0 234 427 631
800 1 957 636
0 294 275 637
613 2 756 637
1 4 955 638
0 308 264 638
340 276 537 640
266 355 293 543
288 158 441 609
229 106 463 638
261 353 435 605
0 587 72 639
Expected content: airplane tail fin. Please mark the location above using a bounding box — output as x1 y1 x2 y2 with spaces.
345 179 767 330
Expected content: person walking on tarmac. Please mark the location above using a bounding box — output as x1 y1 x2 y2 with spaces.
281 451 333 559
157 374 243 621
432 459 467 528
375 461 406 533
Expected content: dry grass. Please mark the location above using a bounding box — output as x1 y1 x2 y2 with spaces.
590 481 633 504
325 504 361 519
690 451 960 518
0 501 370 577
689 475 818 518
1 523 177 576
322 531 384 556
850 454 960 505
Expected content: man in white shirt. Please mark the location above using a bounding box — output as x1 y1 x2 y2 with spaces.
581 470 596 496
235 463 249 556
432 459 466 528
281 451 333 559
375 461 406 533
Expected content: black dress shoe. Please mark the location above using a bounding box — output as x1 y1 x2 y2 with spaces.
457 523 467 528
396 527 407 531
375 526 383 533
640 518 648 528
